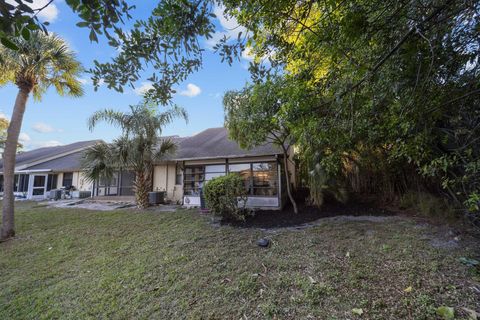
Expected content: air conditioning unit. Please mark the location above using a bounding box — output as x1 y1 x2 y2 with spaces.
148 191 165 205
72 191 91 199
49 189 62 200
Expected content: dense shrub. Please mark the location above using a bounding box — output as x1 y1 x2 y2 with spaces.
203 173 249 221
399 191 458 222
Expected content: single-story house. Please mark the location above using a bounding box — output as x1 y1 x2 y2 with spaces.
0 127 295 209
0 140 99 200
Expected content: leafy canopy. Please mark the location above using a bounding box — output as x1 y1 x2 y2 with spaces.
221 0 480 213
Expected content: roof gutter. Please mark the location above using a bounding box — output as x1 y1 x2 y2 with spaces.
0 169 52 174
159 153 282 162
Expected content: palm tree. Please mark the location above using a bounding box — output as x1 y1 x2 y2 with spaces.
0 31 83 240
82 102 187 208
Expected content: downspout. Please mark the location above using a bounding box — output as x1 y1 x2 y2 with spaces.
165 163 169 199
150 165 154 192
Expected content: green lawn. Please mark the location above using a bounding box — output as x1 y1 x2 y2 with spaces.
1 202 479 319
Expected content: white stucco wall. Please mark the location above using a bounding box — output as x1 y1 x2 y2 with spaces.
153 163 183 203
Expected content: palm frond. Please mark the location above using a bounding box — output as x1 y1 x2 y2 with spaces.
0 31 84 100
154 139 177 161
87 109 128 131
80 142 118 184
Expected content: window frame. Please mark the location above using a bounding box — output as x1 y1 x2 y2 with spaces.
182 161 279 198
62 172 74 188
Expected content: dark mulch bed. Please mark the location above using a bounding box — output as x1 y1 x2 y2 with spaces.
221 201 396 229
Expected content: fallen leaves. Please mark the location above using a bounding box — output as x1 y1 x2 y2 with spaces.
352 308 364 316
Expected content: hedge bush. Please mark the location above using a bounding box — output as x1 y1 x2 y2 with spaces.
203 173 249 221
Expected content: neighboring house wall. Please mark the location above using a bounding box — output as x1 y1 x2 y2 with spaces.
72 171 92 191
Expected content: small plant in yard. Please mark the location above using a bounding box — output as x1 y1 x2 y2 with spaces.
203 173 249 221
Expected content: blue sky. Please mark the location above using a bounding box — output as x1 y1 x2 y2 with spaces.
0 1 252 150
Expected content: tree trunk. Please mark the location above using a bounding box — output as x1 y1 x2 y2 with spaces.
282 146 298 214
134 167 151 209
1 88 30 240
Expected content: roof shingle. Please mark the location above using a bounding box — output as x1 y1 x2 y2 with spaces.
0 140 100 172
165 127 281 161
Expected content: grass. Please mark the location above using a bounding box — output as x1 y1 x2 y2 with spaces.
1 202 479 319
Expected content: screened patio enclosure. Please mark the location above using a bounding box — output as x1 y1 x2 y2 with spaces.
182 159 284 209
93 170 135 197
0 172 60 200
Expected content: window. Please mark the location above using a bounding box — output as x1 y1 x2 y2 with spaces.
183 166 204 196
19 174 29 192
119 171 134 196
99 173 118 187
252 163 278 196
175 164 182 185
204 164 226 182
182 162 279 197
62 172 73 188
12 174 29 193
47 174 58 191
227 162 278 196
228 163 252 194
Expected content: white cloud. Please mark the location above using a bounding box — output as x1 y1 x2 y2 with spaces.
35 140 63 148
32 0 59 22
17 132 63 150
213 5 247 37
32 122 58 133
0 112 9 120
241 46 254 61
7 0 59 22
206 5 248 50
205 31 229 50
78 78 90 85
179 83 201 97
19 132 31 144
134 82 154 95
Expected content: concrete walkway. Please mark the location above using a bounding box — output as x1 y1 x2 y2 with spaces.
47 199 180 212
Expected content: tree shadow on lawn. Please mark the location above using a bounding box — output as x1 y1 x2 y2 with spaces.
221 200 396 229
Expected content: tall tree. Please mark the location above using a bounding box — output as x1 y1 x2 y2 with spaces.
219 0 480 215
224 77 299 213
83 102 186 208
0 31 83 240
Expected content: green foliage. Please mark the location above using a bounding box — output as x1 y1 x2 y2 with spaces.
218 0 480 219
203 173 249 221
1 0 213 105
0 0 133 50
399 192 457 221
90 1 215 105
223 76 300 212
4 0 479 219
436 306 454 320
224 76 289 150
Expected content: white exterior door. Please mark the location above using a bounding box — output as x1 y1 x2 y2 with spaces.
28 174 48 200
